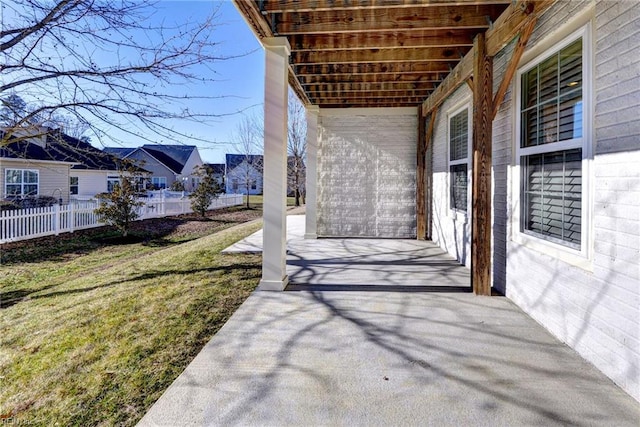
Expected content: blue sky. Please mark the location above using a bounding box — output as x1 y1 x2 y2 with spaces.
141 1 265 163
4 0 266 163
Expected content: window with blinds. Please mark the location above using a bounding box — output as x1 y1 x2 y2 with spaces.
449 108 469 212
519 36 585 249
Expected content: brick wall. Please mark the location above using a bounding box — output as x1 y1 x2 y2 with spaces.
317 108 417 238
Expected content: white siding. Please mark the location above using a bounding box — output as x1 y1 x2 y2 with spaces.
71 170 112 198
317 108 417 238
429 86 473 267
430 0 639 402
506 1 639 402
178 149 204 192
1 159 71 202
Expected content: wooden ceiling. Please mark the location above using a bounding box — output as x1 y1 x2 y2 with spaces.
234 0 511 108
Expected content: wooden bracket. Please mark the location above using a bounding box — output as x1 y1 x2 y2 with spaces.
492 17 537 120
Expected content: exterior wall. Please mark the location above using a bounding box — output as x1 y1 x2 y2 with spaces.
71 170 113 199
226 163 263 195
178 149 204 192
1 159 71 203
317 108 417 238
429 0 639 401
429 85 473 267
126 151 177 189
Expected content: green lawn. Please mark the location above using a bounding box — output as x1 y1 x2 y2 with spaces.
243 194 300 208
0 213 264 426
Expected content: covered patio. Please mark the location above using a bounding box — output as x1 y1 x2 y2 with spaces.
139 207 640 424
233 0 557 295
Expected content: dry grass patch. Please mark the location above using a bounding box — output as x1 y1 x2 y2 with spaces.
0 217 263 426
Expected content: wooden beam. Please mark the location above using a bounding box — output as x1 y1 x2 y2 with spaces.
485 0 554 56
492 16 537 119
295 62 454 77
422 0 554 115
263 0 511 14
422 52 473 114
232 0 311 105
292 47 466 65
471 33 493 296
305 82 434 92
312 95 427 104
299 74 442 85
273 6 501 35
417 106 438 240
289 30 475 51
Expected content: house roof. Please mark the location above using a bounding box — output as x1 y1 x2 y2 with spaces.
103 147 137 158
104 144 198 174
204 163 225 175
226 154 263 170
233 0 552 109
0 129 128 171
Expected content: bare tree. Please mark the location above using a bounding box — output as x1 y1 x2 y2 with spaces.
1 0 229 149
288 90 307 207
231 112 263 208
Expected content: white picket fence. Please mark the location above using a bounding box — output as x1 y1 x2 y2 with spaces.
0 194 244 244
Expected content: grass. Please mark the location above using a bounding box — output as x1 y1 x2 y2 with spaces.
243 194 299 209
0 212 264 426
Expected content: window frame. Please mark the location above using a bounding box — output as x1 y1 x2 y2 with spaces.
513 23 593 267
151 176 167 189
70 176 79 195
5 168 39 197
447 102 472 218
107 175 120 193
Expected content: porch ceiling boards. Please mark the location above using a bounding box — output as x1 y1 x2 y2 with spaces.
234 0 511 108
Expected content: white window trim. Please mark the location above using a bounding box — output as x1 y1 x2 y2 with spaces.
70 176 79 195
447 101 472 221
5 168 39 197
512 23 594 270
152 176 167 189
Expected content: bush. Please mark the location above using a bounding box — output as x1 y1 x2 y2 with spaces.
94 176 144 237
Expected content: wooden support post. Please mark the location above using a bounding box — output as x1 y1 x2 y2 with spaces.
417 105 438 240
425 108 437 241
471 33 493 296
417 105 427 240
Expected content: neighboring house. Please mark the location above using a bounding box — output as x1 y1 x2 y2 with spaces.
204 163 226 189
104 144 203 191
1 129 74 203
236 0 640 403
1 128 146 202
225 154 263 195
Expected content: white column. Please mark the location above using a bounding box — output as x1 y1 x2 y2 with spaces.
304 106 320 239
260 37 290 291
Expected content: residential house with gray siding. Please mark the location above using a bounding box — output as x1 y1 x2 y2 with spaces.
104 144 204 191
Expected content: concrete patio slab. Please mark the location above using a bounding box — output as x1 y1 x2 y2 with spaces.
139 290 639 426
139 216 639 426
